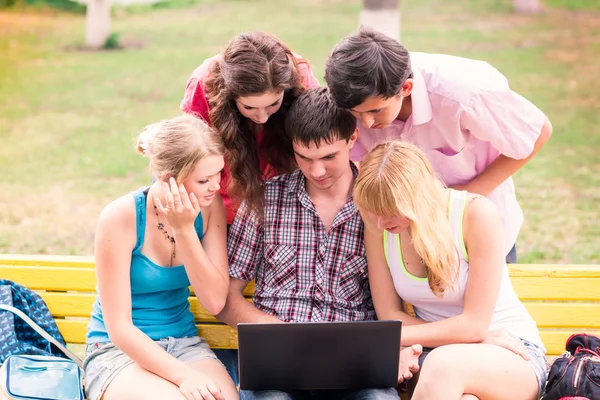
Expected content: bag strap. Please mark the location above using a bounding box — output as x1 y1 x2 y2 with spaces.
0 303 83 368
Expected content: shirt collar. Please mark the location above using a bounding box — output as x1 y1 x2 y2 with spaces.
286 168 306 194
409 68 433 126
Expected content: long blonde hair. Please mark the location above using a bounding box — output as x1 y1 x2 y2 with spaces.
136 114 224 183
354 141 458 297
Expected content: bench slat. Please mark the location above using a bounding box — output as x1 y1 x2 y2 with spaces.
55 320 239 348
512 277 600 301
41 292 252 322
0 254 95 268
40 293 95 317
8 264 599 302
509 264 600 278
2 265 256 297
3 255 597 278
11 263 600 301
2 266 97 291
41 292 600 330
523 302 600 328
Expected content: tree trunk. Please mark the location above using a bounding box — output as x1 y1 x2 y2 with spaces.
85 0 111 49
359 0 400 42
513 0 542 14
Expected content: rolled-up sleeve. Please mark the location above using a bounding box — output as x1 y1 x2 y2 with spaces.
180 76 211 122
297 62 320 89
227 201 264 282
181 56 218 122
294 53 320 90
461 89 546 159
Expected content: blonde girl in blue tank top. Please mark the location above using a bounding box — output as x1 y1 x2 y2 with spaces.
354 141 547 400
84 115 238 400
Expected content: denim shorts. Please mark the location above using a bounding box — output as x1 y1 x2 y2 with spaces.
83 336 222 400
522 339 548 399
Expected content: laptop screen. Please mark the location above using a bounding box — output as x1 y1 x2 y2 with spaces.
238 320 402 391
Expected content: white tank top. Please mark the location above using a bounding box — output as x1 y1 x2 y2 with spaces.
384 189 544 350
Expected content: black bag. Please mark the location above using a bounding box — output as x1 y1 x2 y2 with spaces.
543 333 600 400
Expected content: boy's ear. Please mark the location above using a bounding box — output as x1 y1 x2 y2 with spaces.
400 78 414 98
348 128 359 148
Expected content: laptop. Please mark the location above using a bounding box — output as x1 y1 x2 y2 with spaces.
237 320 401 391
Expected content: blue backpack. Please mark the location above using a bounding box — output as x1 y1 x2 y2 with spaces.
0 280 83 400
0 279 67 363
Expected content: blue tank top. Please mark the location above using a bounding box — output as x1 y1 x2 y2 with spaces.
86 187 203 343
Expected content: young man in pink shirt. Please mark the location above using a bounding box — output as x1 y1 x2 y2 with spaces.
324 28 553 263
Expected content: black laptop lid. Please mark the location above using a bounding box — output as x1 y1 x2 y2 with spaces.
238 320 401 391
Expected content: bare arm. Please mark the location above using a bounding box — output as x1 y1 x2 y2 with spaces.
156 179 229 316
363 218 425 326
217 278 282 329
174 193 229 316
95 197 198 387
400 197 505 347
454 117 553 196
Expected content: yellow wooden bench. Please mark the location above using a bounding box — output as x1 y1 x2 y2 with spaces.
1 254 599 358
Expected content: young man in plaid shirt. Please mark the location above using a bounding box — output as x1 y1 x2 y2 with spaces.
218 87 420 399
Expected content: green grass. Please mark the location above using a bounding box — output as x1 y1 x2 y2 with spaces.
545 0 600 12
1 0 599 262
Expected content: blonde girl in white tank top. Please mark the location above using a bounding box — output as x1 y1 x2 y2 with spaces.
354 141 547 400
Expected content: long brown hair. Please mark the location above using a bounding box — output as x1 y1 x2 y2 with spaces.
204 31 306 216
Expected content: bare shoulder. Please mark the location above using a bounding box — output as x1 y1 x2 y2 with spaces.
356 206 383 237
464 193 498 217
463 193 502 239
94 194 138 265
204 192 225 218
97 194 137 233
363 218 384 238
201 193 226 230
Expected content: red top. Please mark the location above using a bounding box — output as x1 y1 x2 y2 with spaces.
180 54 320 224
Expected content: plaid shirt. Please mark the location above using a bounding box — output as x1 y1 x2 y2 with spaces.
227 164 375 322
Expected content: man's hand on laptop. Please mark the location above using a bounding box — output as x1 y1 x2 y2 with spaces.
398 344 423 383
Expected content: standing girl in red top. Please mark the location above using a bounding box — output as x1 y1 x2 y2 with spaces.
181 31 320 224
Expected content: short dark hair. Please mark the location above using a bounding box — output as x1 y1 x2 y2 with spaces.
324 27 412 109
285 86 356 148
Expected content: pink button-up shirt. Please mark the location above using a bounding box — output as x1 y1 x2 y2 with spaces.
351 52 546 254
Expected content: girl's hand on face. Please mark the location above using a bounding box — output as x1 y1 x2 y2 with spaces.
154 177 201 233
